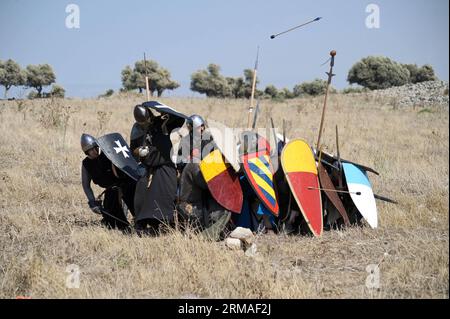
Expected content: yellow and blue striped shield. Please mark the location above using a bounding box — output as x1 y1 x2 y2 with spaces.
241 134 279 216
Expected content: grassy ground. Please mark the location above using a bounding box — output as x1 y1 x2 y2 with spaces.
0 93 448 298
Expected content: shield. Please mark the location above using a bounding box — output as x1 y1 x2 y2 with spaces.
317 163 350 226
313 147 379 176
96 133 144 181
240 132 279 216
200 149 243 214
258 126 280 173
342 163 378 228
206 119 241 172
281 139 323 237
141 100 188 129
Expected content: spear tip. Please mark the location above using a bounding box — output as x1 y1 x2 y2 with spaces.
330 50 337 56
315 17 322 21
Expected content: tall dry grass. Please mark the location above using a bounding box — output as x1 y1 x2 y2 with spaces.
0 93 448 298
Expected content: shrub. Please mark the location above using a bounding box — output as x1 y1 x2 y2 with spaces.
27 90 39 100
403 64 436 83
347 56 410 90
50 84 65 98
99 89 114 98
190 64 232 98
264 85 278 98
293 79 335 97
341 86 369 94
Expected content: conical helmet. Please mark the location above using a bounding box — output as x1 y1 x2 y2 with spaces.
80 133 97 152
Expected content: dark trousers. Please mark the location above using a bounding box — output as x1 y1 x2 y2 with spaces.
134 218 173 236
121 181 136 217
176 202 204 231
102 187 130 231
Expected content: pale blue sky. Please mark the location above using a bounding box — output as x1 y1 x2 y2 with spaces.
0 0 448 98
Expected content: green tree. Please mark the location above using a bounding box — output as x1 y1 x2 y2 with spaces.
293 79 334 97
226 77 239 98
121 66 137 91
227 76 248 98
415 64 437 83
121 60 179 97
190 64 232 97
154 68 180 97
264 84 278 98
25 64 56 97
404 64 436 83
280 87 295 99
225 69 260 99
341 86 368 94
347 56 410 90
0 59 26 98
190 65 263 99
241 69 260 99
50 84 65 98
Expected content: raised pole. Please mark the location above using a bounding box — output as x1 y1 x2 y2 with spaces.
247 46 259 128
316 50 336 150
144 52 151 101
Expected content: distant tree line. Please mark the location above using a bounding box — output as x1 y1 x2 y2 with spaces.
2 54 437 100
119 59 336 99
186 57 436 98
0 59 65 99
189 63 336 99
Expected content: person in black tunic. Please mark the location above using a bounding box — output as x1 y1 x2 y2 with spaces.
80 133 135 231
176 114 212 172
176 120 231 238
130 105 181 236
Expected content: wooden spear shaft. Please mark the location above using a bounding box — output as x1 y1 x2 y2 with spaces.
144 52 151 101
247 46 259 128
316 50 336 150
247 69 257 125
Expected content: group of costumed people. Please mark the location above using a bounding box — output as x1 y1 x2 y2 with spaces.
81 104 235 238
80 101 376 239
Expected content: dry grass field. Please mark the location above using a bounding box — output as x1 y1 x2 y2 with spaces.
0 92 448 298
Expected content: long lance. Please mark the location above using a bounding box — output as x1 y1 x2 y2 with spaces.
144 52 151 101
316 50 336 150
269 117 279 156
247 46 259 128
251 99 260 130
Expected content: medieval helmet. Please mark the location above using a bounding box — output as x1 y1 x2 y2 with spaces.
80 133 97 152
133 104 150 125
187 114 205 130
